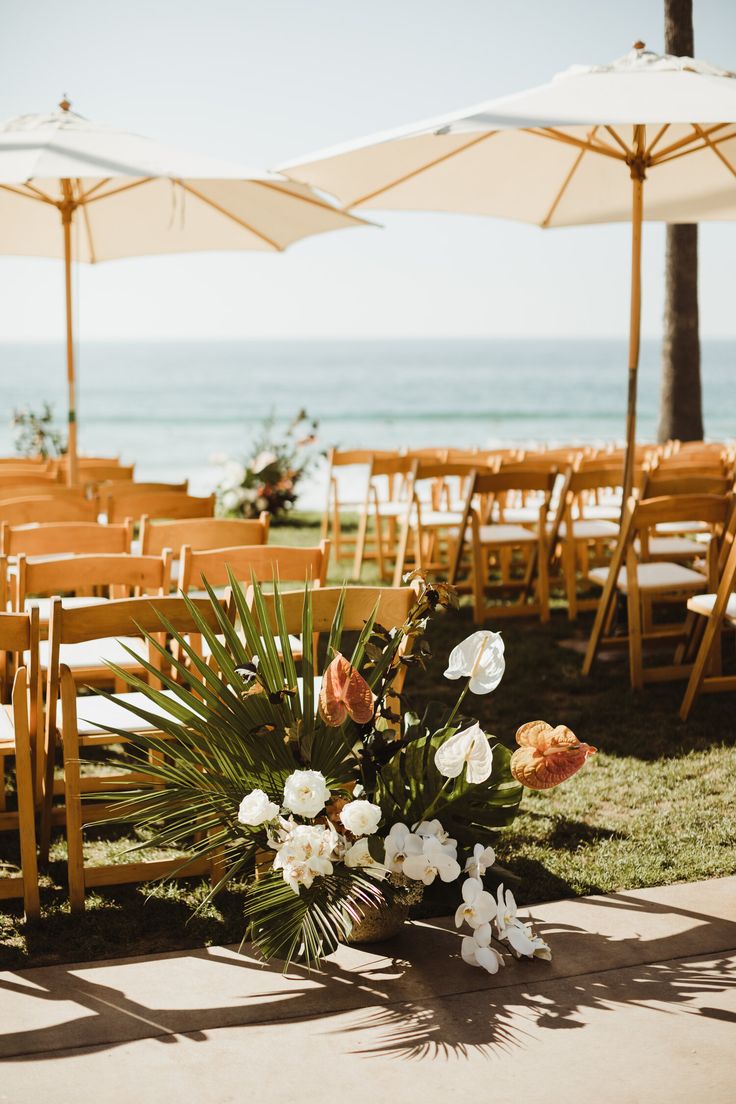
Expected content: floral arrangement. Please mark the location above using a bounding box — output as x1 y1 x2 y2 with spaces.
214 409 319 520
12 402 65 459
101 572 594 971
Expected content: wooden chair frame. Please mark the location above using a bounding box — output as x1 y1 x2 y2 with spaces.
140 513 270 557
179 541 330 594
392 461 477 587
3 520 132 559
0 495 99 526
353 455 416 580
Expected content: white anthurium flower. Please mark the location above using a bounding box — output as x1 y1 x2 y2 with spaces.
434 722 493 785
282 770 331 819
402 836 462 886
339 799 382 837
383 823 423 874
454 877 497 929
464 843 496 879
444 630 505 695
343 838 389 881
237 789 280 827
461 933 505 975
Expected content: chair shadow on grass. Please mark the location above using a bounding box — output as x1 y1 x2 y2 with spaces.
0 886 734 1063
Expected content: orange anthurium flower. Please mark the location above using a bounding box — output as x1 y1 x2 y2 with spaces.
318 653 374 726
510 720 595 790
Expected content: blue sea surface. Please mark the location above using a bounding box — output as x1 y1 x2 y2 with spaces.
0 338 733 507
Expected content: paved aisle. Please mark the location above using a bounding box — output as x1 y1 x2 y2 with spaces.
0 878 734 1103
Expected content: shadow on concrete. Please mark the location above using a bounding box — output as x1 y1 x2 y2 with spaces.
0 886 734 1062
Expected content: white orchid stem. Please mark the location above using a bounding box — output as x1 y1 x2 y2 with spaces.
446 638 488 726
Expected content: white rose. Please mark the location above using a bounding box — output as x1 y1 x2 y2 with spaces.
282 769 331 818
444 630 505 694
222 487 246 512
238 788 280 827
339 799 382 837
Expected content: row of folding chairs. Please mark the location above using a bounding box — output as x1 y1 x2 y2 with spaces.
0 584 414 916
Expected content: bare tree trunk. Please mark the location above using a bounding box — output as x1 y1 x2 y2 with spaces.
658 0 704 443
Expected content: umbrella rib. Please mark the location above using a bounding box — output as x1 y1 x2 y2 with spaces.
651 129 736 167
347 130 501 207
80 177 112 202
0 182 56 206
603 126 633 156
174 180 283 250
83 178 156 205
541 126 599 228
691 123 736 180
77 178 97 264
524 128 627 162
645 124 671 158
649 122 729 163
249 178 368 224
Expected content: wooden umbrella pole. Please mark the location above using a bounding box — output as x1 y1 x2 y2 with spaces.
622 132 646 508
61 180 78 486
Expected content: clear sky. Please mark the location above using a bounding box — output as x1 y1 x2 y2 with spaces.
1 0 735 341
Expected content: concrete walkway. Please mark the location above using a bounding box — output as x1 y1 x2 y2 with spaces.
0 877 734 1103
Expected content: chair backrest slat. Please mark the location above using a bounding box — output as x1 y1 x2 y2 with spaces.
255 585 415 635
180 542 329 592
140 513 270 556
2 521 131 557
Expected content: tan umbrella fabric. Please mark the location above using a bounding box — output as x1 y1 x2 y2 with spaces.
0 101 367 479
282 44 736 496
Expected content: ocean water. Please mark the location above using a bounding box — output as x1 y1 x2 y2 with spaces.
0 338 734 509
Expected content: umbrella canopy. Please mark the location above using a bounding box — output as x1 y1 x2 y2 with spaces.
0 101 367 480
282 44 736 497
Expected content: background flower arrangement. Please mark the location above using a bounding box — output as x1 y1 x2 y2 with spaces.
100 573 594 971
214 409 320 520
12 402 65 459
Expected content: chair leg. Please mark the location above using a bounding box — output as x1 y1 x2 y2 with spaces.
12 676 40 920
537 542 550 624
392 520 412 588
680 612 723 721
60 674 86 912
562 540 578 621
626 589 644 690
582 583 616 676
352 509 369 580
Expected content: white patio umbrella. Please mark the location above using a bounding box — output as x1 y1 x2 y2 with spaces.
281 43 736 499
0 99 367 482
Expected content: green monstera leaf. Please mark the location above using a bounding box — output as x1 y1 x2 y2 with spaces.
376 722 523 849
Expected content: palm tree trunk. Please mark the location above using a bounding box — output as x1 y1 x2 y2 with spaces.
658 0 704 443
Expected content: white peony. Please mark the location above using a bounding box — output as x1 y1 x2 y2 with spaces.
237 789 280 827
444 630 505 694
282 770 331 818
340 799 382 837
435 721 493 784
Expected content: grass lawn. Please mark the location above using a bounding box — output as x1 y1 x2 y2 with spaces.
1 512 734 969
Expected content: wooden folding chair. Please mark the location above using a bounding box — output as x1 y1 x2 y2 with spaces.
321 448 393 566
43 596 229 908
98 479 188 519
547 466 622 620
353 455 416 581
0 610 41 918
22 552 172 691
582 493 733 689
3 520 132 560
0 495 99 526
140 513 270 557
451 469 557 623
392 461 475 586
106 489 213 524
679 514 736 719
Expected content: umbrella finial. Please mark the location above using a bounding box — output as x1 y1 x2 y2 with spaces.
633 40 646 51
59 95 71 112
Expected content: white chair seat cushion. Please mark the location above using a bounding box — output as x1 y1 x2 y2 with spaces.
582 503 622 520
588 562 707 593
687 592 736 623
555 519 619 540
66 689 191 736
24 596 109 621
500 506 544 524
0 705 14 745
634 536 702 558
414 510 464 527
372 501 406 518
656 519 709 535
473 524 538 545
36 636 146 672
